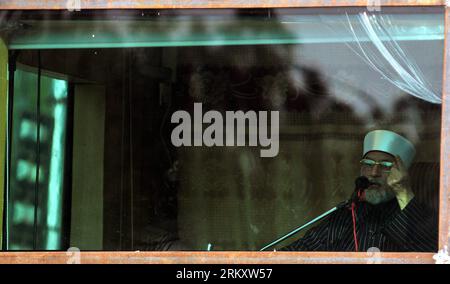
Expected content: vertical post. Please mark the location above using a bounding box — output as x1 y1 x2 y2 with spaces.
440 7 450 251
71 85 105 250
0 38 7 247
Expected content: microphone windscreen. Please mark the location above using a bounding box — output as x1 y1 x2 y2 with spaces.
355 176 370 191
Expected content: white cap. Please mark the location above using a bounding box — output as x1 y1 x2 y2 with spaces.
363 130 416 168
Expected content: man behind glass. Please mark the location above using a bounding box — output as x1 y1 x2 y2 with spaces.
282 130 438 252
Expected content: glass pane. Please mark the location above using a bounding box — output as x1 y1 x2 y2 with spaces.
1 7 442 252
8 66 68 250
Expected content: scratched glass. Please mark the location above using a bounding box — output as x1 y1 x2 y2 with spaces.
0 7 441 252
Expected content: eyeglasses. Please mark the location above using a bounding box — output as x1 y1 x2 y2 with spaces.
360 158 394 172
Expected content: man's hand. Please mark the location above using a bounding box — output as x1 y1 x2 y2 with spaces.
387 155 415 210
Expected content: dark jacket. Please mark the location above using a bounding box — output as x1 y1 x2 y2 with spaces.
281 197 437 252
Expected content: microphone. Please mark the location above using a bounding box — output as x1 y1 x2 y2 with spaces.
353 176 370 202
258 176 371 251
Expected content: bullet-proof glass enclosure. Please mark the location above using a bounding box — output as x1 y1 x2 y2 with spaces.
0 7 443 251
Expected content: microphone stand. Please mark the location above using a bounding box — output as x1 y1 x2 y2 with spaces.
259 199 351 251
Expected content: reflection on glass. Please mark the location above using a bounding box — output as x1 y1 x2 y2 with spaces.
8 67 68 250
2 7 442 252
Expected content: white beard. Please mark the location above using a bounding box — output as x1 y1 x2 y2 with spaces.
364 188 396 205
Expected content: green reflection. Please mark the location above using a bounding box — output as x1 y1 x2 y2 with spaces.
46 79 67 250
7 13 444 50
8 67 68 250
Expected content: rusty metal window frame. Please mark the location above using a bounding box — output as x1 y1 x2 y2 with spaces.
0 0 448 264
